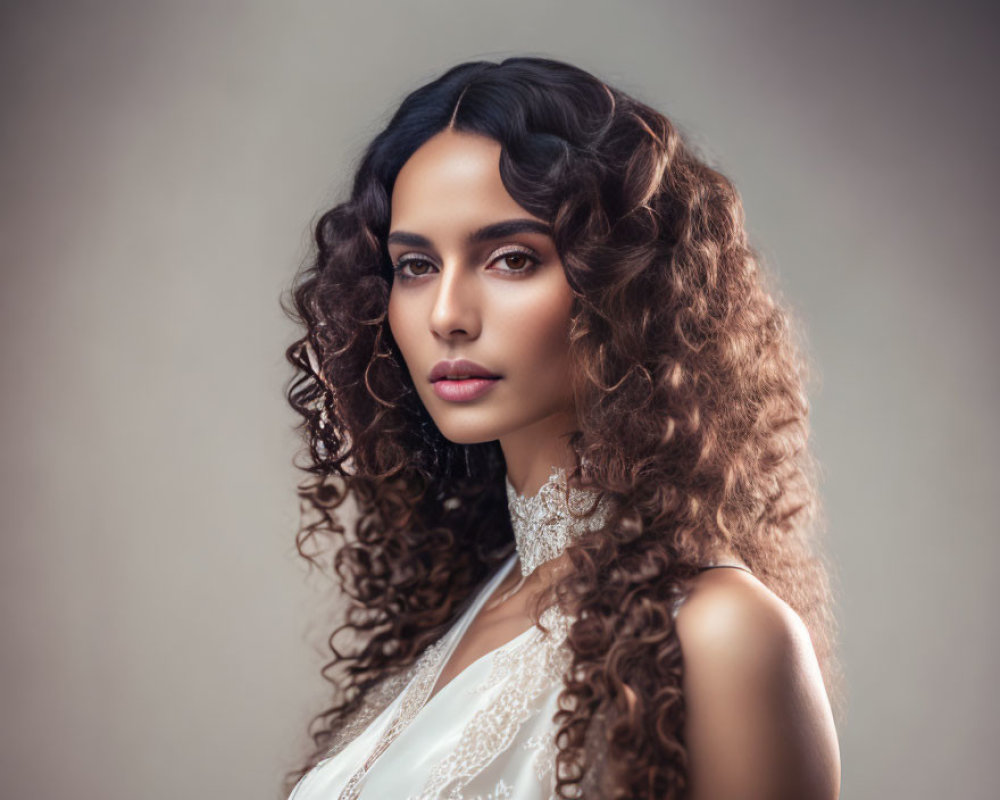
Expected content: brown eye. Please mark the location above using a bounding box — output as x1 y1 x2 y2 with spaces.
392 258 435 280
503 253 530 270
492 249 539 275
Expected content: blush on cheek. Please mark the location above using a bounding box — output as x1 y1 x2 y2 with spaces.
524 318 573 393
535 303 573 354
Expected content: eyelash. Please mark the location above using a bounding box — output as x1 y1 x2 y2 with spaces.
391 246 541 282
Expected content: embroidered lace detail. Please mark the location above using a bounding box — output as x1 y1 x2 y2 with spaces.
329 466 611 798
416 603 575 799
335 633 454 800
522 730 559 788
316 660 420 765
505 465 613 577
463 779 514 800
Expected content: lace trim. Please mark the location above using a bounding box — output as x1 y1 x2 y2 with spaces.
416 603 575 799
464 779 514 800
335 633 454 799
333 562 515 799
505 465 613 577
522 730 559 788
315 660 421 766
332 555 583 799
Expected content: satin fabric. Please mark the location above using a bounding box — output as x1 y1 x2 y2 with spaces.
287 548 752 799
288 551 569 800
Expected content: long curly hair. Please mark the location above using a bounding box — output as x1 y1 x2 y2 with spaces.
280 56 842 799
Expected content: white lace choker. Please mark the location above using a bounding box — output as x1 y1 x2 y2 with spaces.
504 464 612 577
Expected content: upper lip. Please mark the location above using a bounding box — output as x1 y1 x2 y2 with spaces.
429 359 501 382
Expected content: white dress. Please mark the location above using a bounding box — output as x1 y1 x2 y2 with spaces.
288 550 576 800
287 544 751 800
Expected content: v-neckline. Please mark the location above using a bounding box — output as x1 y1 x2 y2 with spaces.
423 550 533 706
346 552 561 789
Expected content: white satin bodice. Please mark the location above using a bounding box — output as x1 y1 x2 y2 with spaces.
287 550 574 800
287 548 753 799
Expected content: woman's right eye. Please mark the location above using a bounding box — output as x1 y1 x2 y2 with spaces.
392 258 435 280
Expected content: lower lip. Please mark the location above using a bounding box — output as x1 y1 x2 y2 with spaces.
431 377 501 402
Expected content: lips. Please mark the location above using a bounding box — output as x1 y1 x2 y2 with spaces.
429 358 501 383
428 358 501 403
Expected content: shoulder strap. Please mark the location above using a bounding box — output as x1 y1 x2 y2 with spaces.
697 563 753 574
672 563 753 620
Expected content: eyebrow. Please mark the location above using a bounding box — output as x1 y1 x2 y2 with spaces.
386 218 553 249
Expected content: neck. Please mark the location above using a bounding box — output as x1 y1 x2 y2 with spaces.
505 462 611 577
497 409 579 497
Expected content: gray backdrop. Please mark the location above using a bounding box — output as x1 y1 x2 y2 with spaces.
2 1 996 798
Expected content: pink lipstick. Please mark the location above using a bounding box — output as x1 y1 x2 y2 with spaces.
431 377 500 402
429 358 501 402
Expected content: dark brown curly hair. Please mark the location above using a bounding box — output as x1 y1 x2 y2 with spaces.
280 56 842 799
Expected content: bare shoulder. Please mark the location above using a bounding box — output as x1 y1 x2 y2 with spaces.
675 567 811 671
675 568 841 800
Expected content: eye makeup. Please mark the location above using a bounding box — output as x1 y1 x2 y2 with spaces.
391 245 541 282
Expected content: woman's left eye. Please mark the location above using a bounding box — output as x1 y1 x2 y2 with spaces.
491 249 539 274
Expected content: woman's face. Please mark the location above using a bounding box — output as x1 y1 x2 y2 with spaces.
387 129 576 446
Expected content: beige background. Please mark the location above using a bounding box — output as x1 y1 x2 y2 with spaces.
1 1 997 798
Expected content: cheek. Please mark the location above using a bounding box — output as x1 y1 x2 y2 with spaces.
506 290 573 373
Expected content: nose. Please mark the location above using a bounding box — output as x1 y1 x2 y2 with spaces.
429 263 481 340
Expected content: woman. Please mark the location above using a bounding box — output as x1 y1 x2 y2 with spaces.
281 56 842 799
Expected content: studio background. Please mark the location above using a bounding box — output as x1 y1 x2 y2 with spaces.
1 1 996 798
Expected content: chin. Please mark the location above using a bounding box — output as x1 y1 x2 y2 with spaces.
417 393 508 445
422 408 516 446
432 422 500 446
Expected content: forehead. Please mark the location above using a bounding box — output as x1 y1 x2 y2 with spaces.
389 130 531 232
